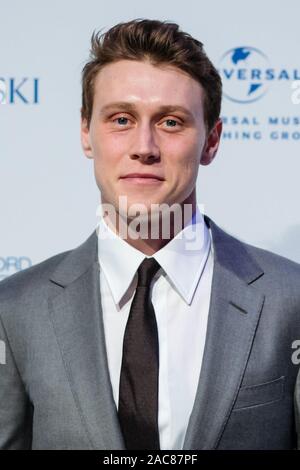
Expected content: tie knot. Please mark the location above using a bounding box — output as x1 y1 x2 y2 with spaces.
137 257 160 288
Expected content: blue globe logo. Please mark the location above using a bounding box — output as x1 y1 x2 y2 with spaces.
219 46 270 103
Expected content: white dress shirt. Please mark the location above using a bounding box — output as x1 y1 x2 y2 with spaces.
96 205 214 450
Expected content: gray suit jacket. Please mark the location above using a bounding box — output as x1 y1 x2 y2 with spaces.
1 215 300 450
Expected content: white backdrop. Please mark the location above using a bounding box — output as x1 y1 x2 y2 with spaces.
1 0 300 281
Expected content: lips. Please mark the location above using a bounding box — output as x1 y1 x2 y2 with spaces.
120 173 164 180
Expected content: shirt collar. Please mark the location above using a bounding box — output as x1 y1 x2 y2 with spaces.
97 204 211 306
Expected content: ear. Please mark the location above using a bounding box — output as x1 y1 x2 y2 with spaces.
80 114 93 159
200 118 222 166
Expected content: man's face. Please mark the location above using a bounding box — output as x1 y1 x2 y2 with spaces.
81 59 222 218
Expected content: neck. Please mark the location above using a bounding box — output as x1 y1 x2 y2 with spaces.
101 194 197 256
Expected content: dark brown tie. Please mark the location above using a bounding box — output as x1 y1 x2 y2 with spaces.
118 257 161 450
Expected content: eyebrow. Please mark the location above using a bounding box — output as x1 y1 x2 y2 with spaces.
99 102 194 119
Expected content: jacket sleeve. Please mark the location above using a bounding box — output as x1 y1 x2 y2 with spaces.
0 315 33 449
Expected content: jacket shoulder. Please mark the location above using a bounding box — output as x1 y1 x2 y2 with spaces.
207 215 300 275
231 234 300 301
0 230 97 314
206 215 300 291
0 249 71 303
242 239 300 276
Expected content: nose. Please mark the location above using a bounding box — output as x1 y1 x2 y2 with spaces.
129 123 160 163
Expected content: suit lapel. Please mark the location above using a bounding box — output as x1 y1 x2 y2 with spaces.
48 232 125 450
182 216 265 449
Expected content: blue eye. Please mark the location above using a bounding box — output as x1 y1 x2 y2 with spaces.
165 119 177 127
117 117 128 125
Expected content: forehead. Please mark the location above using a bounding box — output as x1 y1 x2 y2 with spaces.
93 60 204 114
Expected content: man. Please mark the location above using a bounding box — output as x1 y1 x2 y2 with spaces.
0 19 300 450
